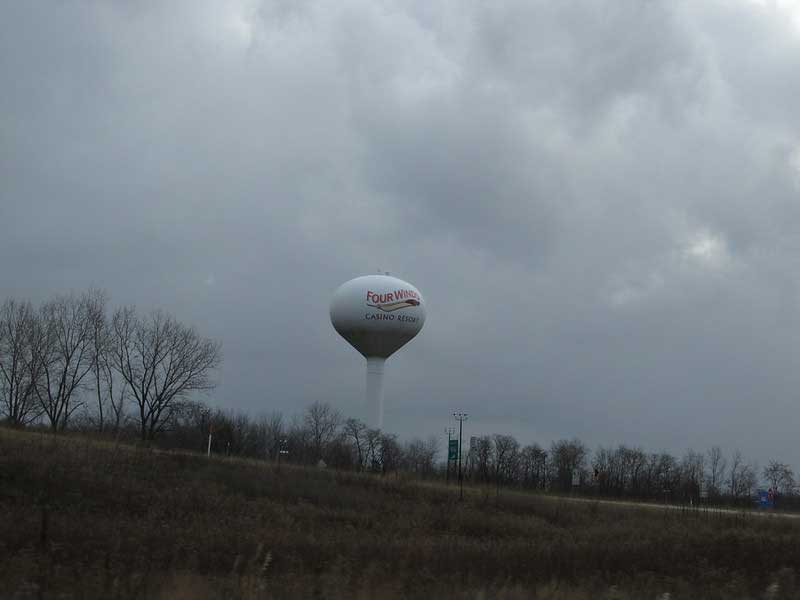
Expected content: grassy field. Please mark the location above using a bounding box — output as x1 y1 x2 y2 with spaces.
2 428 800 599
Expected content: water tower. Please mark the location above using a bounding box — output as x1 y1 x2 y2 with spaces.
330 274 426 429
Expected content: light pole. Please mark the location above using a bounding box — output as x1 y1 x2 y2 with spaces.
277 437 288 472
444 427 456 485
453 413 468 500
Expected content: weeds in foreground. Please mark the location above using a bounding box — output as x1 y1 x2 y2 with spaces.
2 429 800 598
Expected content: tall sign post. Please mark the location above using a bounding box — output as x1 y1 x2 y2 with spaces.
453 413 468 500
445 427 456 485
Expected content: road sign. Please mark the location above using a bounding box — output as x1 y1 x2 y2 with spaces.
448 439 459 461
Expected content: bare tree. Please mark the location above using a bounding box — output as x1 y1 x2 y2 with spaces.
728 450 758 500
303 401 341 461
519 444 537 487
87 292 130 433
706 446 727 497
257 411 285 460
519 443 547 489
624 447 648 496
737 463 757 499
32 291 106 432
212 410 261 457
424 435 440 473
728 449 743 498
650 452 678 499
109 307 222 441
763 460 795 494
0 299 41 426
286 414 313 463
364 427 383 471
343 417 368 470
403 435 439 477
468 435 493 483
96 355 130 434
549 438 588 491
680 449 705 499
378 432 402 474
492 434 519 489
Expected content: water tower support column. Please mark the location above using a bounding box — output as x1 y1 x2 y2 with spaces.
366 357 386 430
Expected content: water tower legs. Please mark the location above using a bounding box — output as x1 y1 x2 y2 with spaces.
365 357 386 430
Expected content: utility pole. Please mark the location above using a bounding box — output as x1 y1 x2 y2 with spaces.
277 437 288 472
453 413 468 500
445 427 456 485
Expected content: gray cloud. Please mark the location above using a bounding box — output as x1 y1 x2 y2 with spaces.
3 0 800 467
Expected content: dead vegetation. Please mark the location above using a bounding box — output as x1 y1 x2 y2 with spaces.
2 428 800 599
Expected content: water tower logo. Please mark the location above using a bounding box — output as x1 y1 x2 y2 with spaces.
331 275 427 430
365 290 421 312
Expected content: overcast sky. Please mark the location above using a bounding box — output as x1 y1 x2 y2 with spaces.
3 1 800 466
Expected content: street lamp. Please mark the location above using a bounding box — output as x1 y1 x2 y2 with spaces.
453 413 468 500
277 437 289 471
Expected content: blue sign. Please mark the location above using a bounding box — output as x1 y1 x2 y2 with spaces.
757 489 774 508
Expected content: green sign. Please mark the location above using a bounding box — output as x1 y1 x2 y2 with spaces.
448 439 459 461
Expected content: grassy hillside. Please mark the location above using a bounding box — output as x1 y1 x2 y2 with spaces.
2 428 800 599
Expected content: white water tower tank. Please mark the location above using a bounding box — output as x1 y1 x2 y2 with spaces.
330 274 426 430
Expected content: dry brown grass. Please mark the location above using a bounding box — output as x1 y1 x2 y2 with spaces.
2 427 800 599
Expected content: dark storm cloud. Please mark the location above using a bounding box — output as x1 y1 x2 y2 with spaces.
3 0 800 467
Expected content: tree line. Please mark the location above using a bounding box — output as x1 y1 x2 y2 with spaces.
151 401 799 507
150 400 441 477
2 290 796 506
464 435 796 506
0 290 221 439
